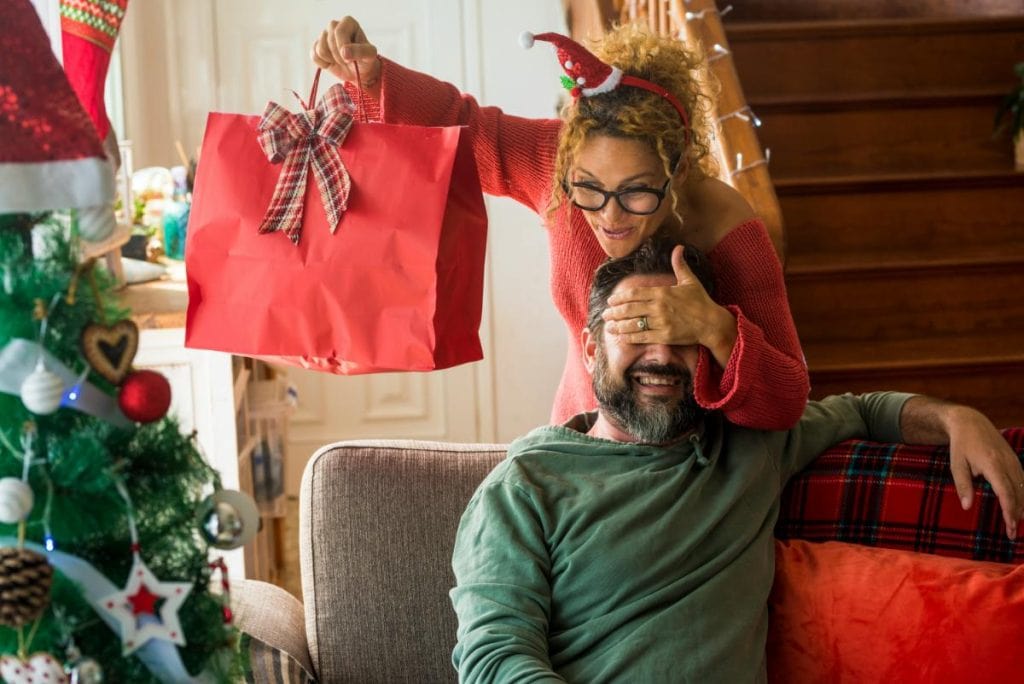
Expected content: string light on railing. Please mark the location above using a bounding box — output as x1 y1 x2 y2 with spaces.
730 148 771 178
685 5 733 21
718 106 762 128
708 43 731 63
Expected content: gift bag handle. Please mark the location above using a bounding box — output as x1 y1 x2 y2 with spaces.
307 66 372 124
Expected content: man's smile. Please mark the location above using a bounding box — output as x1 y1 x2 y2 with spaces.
631 373 680 387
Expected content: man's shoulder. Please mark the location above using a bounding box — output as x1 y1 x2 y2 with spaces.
470 432 569 511
510 423 582 453
486 423 603 487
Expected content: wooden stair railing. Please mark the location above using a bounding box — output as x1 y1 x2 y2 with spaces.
563 0 786 260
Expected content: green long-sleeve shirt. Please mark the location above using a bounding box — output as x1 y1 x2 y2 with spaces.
451 392 912 683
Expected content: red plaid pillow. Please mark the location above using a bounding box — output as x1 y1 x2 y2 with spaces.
776 428 1024 563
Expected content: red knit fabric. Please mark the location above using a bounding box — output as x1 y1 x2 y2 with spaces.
348 59 809 429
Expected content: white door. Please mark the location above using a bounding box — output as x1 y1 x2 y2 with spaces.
122 0 569 493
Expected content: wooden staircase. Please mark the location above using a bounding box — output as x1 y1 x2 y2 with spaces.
725 3 1024 427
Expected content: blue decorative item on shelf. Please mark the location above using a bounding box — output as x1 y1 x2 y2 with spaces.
162 200 190 260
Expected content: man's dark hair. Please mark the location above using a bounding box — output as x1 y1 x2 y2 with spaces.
587 233 716 332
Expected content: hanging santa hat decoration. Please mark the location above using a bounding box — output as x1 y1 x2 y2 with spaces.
520 30 691 140
0 0 114 216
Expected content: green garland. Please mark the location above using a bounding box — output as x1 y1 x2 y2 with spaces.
0 215 243 682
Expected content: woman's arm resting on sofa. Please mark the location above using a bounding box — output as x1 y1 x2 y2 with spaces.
899 396 1024 539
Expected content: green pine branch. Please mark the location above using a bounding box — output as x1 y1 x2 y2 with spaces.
0 214 242 682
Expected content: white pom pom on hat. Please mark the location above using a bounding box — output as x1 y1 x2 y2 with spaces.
519 31 535 49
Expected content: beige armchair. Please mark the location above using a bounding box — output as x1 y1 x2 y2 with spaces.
233 440 507 683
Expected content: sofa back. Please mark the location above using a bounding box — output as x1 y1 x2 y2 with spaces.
300 440 505 683
299 433 1024 682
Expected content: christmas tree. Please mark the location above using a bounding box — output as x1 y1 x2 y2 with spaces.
0 2 249 681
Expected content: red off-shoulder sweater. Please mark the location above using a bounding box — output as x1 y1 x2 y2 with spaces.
346 58 809 429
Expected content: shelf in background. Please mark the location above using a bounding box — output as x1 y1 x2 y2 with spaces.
116 259 188 330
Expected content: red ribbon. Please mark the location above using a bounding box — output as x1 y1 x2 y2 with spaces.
256 84 355 244
208 558 233 624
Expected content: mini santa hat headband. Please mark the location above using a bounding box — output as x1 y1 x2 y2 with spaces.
520 31 691 142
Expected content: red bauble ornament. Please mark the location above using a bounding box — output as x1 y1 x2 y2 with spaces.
118 370 171 423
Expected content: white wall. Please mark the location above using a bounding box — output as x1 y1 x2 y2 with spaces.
475 2 568 440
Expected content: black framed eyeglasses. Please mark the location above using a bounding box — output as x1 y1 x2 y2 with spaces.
564 178 671 216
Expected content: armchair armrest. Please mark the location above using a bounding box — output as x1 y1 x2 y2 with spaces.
232 578 316 682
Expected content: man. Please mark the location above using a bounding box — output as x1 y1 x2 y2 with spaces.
450 237 1024 683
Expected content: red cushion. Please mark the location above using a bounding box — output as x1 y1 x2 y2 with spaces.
767 539 1024 682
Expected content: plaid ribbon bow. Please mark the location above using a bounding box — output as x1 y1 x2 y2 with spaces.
256 84 355 244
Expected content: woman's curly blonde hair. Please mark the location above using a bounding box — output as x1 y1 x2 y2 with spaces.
549 24 719 218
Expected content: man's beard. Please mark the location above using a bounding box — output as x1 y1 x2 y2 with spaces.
592 342 704 444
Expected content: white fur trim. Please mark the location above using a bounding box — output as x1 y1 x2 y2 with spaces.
0 158 115 212
581 66 623 97
519 31 535 49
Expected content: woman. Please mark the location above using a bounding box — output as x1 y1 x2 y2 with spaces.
313 18 809 429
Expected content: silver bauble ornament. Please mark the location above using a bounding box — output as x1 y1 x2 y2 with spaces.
198 489 259 550
20 364 64 415
65 656 104 684
76 204 116 243
0 477 33 524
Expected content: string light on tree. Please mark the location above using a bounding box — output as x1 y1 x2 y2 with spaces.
61 366 90 408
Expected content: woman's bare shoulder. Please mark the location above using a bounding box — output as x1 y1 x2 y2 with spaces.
683 177 757 248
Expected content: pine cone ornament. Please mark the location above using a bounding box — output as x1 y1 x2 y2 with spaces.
0 547 52 627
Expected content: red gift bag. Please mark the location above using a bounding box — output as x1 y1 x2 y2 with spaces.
185 77 487 374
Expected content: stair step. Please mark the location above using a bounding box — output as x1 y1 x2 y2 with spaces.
728 16 1024 101
759 100 1013 178
726 0 1022 22
803 334 1024 372
750 88 1008 113
775 169 1024 195
807 363 1024 429
786 261 1024 345
787 251 1024 277
780 179 1024 265
726 4 1024 429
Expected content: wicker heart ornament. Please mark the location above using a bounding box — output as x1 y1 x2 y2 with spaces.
80 320 139 384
